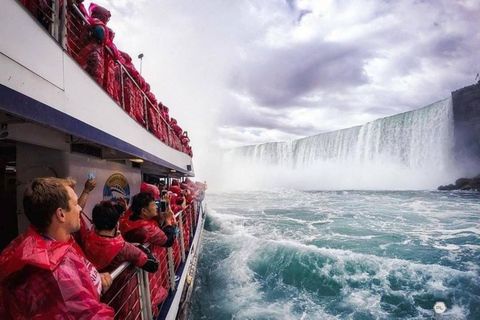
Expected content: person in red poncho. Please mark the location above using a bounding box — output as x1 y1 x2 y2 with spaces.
119 193 176 314
140 181 160 200
119 193 175 247
83 201 159 273
103 27 121 104
169 178 182 196
0 177 114 319
76 3 111 86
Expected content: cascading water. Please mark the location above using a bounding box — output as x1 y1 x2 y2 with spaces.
219 98 459 190
196 93 480 320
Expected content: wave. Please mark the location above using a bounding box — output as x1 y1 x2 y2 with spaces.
195 211 478 319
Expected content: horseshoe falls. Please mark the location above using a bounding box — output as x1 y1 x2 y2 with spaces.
191 85 480 320
218 97 459 190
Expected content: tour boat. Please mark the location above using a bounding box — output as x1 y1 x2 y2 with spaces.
0 1 206 319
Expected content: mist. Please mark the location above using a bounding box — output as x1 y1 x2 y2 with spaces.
198 97 461 192
202 153 461 192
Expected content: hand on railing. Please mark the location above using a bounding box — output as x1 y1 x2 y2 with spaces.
100 272 113 294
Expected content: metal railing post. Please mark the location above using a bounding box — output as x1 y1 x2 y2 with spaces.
141 269 153 319
144 94 148 130
136 270 146 320
178 212 186 262
189 204 194 230
50 0 57 37
58 0 67 49
120 65 126 110
167 248 176 291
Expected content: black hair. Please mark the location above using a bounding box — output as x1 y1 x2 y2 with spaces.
130 192 154 218
113 203 125 216
92 201 120 231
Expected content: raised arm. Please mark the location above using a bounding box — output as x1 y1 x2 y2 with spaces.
78 178 97 210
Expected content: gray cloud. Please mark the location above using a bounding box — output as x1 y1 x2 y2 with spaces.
219 102 319 137
83 0 480 151
230 42 372 108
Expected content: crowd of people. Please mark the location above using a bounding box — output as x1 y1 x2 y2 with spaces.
0 176 206 318
18 0 193 156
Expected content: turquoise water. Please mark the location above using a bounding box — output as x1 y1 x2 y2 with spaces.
190 190 480 320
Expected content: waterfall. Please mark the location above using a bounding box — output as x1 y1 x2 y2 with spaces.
218 98 458 190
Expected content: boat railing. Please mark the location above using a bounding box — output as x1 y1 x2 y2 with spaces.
68 2 186 153
116 62 183 151
101 263 147 319
15 0 189 156
16 0 56 37
100 202 200 319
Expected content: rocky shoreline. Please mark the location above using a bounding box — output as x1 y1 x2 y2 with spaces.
438 174 480 191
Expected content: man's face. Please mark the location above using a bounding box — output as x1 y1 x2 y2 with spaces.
142 200 158 220
64 186 81 233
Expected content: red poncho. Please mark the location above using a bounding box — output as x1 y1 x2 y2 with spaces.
83 232 148 272
119 214 169 314
169 185 182 196
66 1 89 58
0 226 114 319
89 3 111 23
119 51 137 119
76 4 112 85
162 105 171 123
119 56 145 126
133 76 146 126
76 18 109 85
104 28 121 104
140 182 160 200
147 104 162 139
172 123 183 136
119 215 169 248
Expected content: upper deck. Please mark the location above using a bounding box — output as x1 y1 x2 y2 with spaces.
0 0 194 176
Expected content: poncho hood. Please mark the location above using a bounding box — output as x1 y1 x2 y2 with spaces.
0 226 82 277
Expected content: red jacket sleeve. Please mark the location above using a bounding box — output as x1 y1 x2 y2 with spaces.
147 227 168 247
115 242 148 267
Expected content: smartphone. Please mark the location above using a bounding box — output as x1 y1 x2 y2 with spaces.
88 173 94 179
160 200 168 212
154 200 168 213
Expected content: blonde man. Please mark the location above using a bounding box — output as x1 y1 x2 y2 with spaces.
0 177 114 319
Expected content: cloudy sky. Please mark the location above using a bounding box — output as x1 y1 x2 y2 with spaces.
83 0 479 153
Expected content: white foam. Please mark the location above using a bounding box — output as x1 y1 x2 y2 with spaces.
432 243 461 251
200 190 480 319
340 290 385 317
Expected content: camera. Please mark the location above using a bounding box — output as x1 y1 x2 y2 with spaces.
160 200 168 212
155 200 168 213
